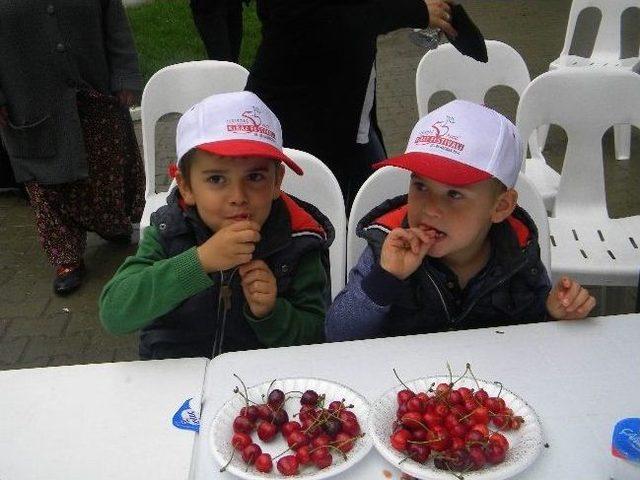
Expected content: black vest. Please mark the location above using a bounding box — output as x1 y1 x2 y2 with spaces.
140 190 333 360
359 195 551 336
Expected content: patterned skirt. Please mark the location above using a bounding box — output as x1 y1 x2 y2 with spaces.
25 90 145 267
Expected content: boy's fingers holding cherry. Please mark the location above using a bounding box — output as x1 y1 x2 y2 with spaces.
239 260 277 318
410 227 437 254
547 276 596 320
381 228 434 280
197 221 261 273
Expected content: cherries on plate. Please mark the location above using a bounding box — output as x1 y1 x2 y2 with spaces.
389 366 523 474
223 379 364 477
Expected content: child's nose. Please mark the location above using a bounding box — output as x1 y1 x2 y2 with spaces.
423 194 443 217
228 182 248 205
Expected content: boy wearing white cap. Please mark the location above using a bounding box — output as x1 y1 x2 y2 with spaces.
101 91 333 359
326 100 594 341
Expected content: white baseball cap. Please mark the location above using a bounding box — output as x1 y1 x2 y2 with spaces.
373 100 523 188
175 91 303 175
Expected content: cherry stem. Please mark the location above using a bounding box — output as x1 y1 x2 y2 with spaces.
393 368 412 392
466 363 481 390
407 436 444 445
401 418 432 433
232 387 261 407
303 411 329 435
329 433 363 459
327 444 348 462
219 448 235 472
263 378 277 401
434 454 465 480
493 381 504 398
446 361 454 386
451 363 470 387
272 444 294 461
233 373 250 409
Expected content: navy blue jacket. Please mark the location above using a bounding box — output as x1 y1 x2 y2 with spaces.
326 195 551 341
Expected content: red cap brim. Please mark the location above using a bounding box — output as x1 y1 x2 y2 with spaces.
197 139 303 175
373 152 492 186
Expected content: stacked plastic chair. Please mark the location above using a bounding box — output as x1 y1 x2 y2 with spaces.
517 68 640 287
416 41 560 211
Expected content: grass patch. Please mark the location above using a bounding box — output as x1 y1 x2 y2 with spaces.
126 0 261 84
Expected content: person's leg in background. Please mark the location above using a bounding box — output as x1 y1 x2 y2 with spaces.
227 0 244 63
24 91 145 297
190 0 243 62
24 181 88 296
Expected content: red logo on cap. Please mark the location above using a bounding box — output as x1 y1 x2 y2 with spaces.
226 107 276 139
414 116 465 153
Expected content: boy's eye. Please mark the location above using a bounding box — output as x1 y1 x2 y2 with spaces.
448 190 463 199
206 175 225 184
247 172 266 182
412 180 427 192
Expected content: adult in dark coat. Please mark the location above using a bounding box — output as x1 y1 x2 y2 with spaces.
246 0 456 209
0 0 144 295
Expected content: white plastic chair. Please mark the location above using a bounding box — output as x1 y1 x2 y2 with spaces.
346 167 551 278
347 167 410 274
514 173 551 277
139 61 249 235
517 68 640 287
416 41 560 212
281 148 347 299
547 0 640 160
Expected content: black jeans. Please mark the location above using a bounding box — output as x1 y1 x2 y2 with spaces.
190 0 243 62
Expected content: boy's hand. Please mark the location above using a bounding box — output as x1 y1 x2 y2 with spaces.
380 228 436 280
546 276 596 320
239 260 277 319
196 220 261 273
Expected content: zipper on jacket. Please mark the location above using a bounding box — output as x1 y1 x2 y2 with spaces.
211 268 238 358
422 267 451 324
452 257 529 325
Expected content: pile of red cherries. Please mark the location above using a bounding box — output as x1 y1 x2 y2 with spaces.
226 383 363 476
390 369 523 474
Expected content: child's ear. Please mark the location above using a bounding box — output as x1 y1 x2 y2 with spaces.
176 172 196 206
490 188 518 223
272 163 285 200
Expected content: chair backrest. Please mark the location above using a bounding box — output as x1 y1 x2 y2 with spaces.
516 68 640 219
347 167 410 273
514 173 551 275
140 61 249 199
347 168 551 279
416 40 542 153
281 148 347 299
559 0 640 61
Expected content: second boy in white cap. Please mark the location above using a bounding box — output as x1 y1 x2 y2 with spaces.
326 100 595 341
101 91 333 359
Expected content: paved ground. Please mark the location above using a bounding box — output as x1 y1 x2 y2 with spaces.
1 0 638 370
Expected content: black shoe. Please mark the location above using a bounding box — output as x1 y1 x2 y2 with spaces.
53 263 85 296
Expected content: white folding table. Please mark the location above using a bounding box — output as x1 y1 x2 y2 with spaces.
0 357 207 480
192 314 639 479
